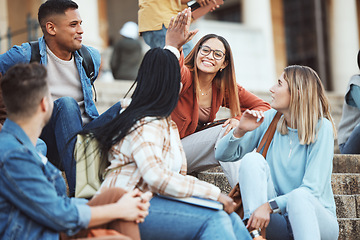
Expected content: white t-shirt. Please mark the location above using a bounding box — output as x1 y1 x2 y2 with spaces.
46 46 90 124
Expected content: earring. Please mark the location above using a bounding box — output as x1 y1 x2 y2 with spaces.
220 68 223 72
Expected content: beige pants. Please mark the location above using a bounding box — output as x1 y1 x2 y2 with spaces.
181 125 241 187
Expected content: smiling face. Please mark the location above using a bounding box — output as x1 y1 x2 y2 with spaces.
269 72 291 114
50 8 83 53
196 38 227 74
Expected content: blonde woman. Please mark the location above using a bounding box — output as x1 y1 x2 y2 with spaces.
215 65 339 239
165 8 270 186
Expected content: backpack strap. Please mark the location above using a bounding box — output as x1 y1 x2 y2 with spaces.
29 41 41 63
256 112 282 158
77 45 97 102
77 45 96 85
29 41 97 101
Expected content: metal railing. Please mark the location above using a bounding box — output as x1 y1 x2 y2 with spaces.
0 14 39 52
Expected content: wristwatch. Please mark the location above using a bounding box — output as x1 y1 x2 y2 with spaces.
268 199 281 214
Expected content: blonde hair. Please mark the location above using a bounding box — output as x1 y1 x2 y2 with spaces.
185 34 240 117
278 65 336 145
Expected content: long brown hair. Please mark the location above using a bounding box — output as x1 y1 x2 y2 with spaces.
184 34 240 117
278 65 336 144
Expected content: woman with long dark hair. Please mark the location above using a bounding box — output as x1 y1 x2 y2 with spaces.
165 8 271 187
82 47 252 239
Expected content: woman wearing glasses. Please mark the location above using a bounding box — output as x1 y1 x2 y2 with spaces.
165 9 270 186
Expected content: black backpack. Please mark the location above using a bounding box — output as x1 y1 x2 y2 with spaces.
29 41 97 101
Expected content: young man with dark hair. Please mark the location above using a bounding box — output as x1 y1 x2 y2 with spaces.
0 63 150 240
0 0 121 196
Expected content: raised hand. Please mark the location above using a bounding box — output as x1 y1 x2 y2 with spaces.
222 118 240 136
233 110 265 138
165 8 199 50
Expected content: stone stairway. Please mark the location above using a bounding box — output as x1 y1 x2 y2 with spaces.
333 155 360 240
94 80 358 239
197 154 360 240
94 80 135 114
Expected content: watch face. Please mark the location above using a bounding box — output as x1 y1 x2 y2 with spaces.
269 200 280 214
269 200 279 210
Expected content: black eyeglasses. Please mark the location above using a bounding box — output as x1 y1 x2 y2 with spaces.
199 45 225 60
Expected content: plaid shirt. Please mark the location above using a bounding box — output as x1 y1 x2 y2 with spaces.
99 116 220 200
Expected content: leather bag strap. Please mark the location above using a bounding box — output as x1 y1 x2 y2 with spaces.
256 112 282 158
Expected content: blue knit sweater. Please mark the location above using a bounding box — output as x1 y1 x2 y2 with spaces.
215 109 336 216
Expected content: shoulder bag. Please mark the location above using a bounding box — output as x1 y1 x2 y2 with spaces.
74 134 104 199
228 112 282 219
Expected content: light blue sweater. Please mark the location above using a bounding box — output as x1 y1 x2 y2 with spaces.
215 109 336 216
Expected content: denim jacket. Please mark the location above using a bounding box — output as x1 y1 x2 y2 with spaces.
0 37 100 119
0 120 91 240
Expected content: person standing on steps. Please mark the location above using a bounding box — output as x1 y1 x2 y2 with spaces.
138 0 218 57
111 21 143 80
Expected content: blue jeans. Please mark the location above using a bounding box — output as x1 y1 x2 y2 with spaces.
40 97 121 196
142 25 194 57
139 195 251 240
339 122 360 154
238 152 339 240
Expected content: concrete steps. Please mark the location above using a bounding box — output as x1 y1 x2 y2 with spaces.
333 155 360 239
197 154 360 240
94 80 135 114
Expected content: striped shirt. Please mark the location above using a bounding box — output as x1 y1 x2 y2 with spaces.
98 116 221 200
